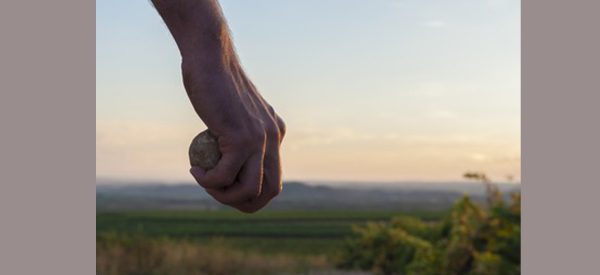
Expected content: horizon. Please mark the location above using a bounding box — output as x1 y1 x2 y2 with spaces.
96 177 521 187
97 0 520 183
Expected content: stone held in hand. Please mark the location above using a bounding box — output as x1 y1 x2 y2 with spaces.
189 129 221 170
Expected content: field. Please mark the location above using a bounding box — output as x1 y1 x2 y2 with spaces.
96 187 520 275
97 210 445 256
97 210 448 274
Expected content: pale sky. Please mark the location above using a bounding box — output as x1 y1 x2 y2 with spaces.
97 0 520 183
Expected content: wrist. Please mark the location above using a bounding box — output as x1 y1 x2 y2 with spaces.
152 0 235 69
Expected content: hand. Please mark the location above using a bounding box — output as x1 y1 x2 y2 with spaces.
186 63 286 213
152 0 286 213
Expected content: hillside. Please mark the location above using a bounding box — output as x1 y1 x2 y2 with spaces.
96 181 520 211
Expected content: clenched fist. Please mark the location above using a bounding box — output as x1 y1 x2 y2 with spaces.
152 0 286 213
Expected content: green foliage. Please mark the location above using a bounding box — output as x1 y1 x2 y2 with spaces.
335 222 435 274
336 174 521 275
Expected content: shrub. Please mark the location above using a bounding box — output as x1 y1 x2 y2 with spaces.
336 173 520 275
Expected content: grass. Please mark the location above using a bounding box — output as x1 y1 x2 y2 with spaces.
97 210 446 274
97 236 333 275
97 210 445 256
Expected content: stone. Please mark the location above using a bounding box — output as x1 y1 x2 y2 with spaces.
189 129 221 170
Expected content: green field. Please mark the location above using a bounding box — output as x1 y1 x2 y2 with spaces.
97 210 445 256
96 193 519 274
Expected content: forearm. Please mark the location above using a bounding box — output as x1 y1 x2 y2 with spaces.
151 0 239 71
152 0 255 132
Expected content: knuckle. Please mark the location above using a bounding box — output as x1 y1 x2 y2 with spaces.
272 114 286 139
267 105 276 116
276 117 286 139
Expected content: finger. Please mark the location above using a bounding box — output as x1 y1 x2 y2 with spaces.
260 104 285 143
192 152 247 189
205 153 264 205
205 179 259 205
207 153 263 206
236 141 281 213
190 166 207 184
227 152 266 212
275 114 286 142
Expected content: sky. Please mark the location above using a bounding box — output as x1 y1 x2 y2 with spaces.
97 0 520 184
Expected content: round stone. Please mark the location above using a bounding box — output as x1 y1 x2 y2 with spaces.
189 129 221 170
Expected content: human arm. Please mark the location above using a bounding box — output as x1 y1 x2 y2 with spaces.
151 0 286 213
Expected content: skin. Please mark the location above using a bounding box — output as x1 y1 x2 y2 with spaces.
151 0 286 213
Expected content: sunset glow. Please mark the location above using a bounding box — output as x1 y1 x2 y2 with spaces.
97 0 520 183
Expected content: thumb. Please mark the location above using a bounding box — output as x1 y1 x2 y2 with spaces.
190 166 207 185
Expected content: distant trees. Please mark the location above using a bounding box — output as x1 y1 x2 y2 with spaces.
336 173 521 275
